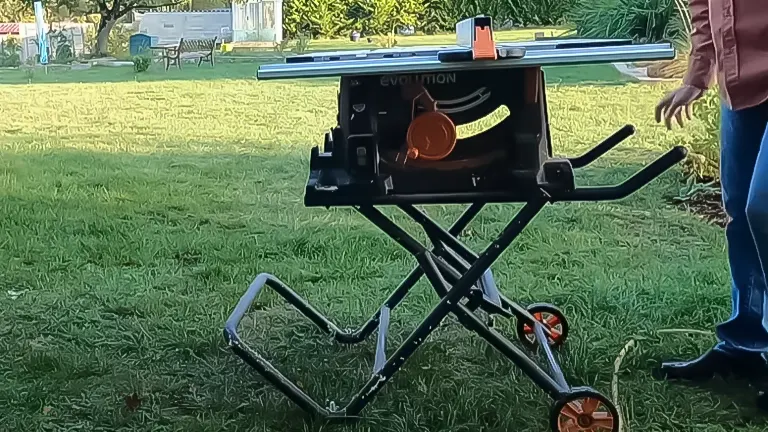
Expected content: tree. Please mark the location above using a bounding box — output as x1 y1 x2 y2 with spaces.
358 0 424 36
78 0 186 56
1 0 39 22
418 0 460 35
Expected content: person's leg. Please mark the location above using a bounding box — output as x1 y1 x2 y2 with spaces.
715 101 768 353
656 100 768 381
745 109 768 410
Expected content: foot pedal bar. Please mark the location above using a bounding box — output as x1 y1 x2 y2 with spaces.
373 306 390 374
478 268 502 308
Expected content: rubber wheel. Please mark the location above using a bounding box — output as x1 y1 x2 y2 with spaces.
516 303 569 349
550 388 620 432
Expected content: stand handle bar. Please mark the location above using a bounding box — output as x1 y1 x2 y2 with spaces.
552 145 688 202
567 124 636 169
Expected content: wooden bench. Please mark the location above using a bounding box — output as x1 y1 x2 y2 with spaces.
163 37 217 70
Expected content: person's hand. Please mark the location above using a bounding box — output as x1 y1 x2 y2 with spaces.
655 85 706 129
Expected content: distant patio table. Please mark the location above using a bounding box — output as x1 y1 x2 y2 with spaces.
149 44 177 55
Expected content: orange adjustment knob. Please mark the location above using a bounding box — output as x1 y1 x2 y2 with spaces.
405 111 457 161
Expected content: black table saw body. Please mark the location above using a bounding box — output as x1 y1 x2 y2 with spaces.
307 66 575 206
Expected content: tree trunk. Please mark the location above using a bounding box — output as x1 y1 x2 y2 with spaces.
95 16 117 57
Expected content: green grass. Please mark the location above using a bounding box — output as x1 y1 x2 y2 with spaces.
0 26 607 86
0 60 761 432
0 58 629 87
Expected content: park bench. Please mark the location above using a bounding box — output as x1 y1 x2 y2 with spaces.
163 37 217 70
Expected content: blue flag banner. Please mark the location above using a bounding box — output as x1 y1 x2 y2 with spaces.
33 1 49 65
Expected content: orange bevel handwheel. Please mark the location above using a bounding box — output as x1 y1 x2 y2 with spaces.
405 111 457 161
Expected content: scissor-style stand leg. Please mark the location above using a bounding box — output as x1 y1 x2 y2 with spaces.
223 203 486 417
225 197 607 421
224 125 688 431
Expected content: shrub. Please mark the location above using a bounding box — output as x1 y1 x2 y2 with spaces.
284 0 352 38
283 0 578 39
568 0 689 47
132 55 151 73
418 0 460 34
501 0 578 26
0 36 21 67
49 30 75 64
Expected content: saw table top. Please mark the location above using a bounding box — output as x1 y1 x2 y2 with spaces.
256 38 675 80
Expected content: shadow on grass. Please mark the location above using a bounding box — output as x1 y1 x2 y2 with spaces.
0 59 636 87
1 146 729 432
0 58 268 85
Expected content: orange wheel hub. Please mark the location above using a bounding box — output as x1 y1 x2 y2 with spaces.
556 397 616 432
517 303 569 349
405 111 457 161
523 312 564 343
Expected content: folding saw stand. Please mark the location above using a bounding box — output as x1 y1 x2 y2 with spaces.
224 17 686 432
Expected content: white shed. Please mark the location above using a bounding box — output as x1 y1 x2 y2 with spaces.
137 9 233 45
231 0 283 43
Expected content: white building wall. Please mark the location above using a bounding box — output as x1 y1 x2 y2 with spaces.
230 0 283 43
138 11 232 45
16 22 92 63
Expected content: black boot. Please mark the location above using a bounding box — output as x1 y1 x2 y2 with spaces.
653 348 768 382
758 391 768 412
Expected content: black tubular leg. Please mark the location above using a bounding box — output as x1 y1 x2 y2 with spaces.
343 200 548 415
223 204 485 419
361 203 484 301
418 251 453 293
414 211 567 397
228 204 481 347
418 252 566 398
452 301 567 398
533 321 569 390
224 273 423 418
357 205 432 256
386 203 484 294
567 124 635 169
397 204 556 330
224 275 333 417
399 204 478 264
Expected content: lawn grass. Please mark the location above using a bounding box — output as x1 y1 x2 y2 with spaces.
0 62 762 432
0 57 630 87
0 25 610 86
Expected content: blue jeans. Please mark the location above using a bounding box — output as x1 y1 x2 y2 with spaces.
715 99 768 355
